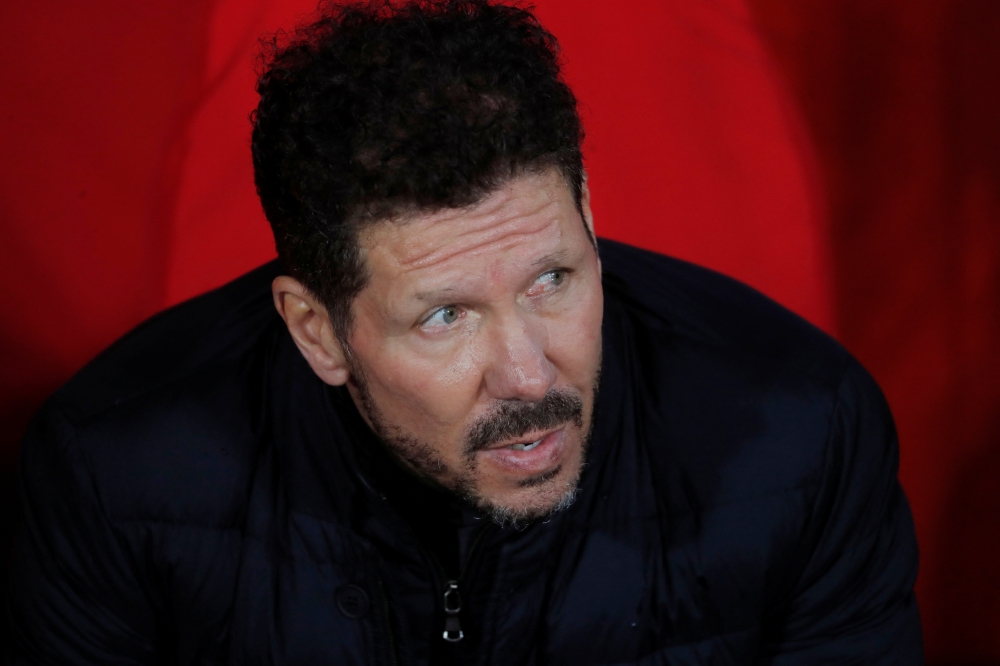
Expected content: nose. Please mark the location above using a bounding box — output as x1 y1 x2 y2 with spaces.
482 311 557 402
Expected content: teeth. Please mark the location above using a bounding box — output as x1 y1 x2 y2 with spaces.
510 439 543 451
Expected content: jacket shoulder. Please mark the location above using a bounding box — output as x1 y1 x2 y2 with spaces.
593 242 920 660
597 238 857 511
52 260 283 423
30 261 285 527
598 237 847 384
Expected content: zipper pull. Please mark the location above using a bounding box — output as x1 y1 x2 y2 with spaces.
442 580 464 642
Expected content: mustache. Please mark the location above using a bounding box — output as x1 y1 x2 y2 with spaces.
465 389 584 454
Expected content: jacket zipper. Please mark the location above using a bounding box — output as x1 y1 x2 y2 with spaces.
362 471 490 656
437 525 491 644
442 580 463 642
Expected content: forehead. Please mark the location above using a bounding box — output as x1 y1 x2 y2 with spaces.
360 170 582 280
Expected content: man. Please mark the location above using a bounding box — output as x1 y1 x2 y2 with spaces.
8 0 922 663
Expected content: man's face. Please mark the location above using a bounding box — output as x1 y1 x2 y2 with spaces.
345 169 604 524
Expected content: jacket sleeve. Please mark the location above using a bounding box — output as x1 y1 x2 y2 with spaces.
7 405 161 664
757 359 923 664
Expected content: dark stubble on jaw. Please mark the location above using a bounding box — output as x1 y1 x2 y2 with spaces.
346 349 601 525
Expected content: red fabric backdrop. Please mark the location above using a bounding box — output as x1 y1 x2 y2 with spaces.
750 2 1000 661
0 0 996 661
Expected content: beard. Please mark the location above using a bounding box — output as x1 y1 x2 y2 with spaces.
347 357 599 527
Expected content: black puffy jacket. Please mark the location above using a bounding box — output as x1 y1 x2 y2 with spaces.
8 240 922 664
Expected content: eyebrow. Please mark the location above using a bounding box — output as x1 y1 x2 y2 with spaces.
531 250 569 268
411 250 571 303
413 286 458 303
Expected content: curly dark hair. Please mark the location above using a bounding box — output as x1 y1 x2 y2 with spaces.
251 0 586 342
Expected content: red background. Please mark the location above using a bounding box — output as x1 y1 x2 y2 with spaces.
1 0 997 661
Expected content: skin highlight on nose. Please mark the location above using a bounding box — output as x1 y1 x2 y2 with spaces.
483 313 556 402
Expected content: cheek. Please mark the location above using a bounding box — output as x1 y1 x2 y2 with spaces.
551 282 604 375
363 343 484 431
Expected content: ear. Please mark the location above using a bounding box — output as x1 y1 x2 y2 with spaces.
272 276 351 386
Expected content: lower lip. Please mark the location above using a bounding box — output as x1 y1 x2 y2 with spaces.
478 429 567 476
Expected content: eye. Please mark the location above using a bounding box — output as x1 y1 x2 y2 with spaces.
424 305 461 328
526 268 570 300
539 269 565 286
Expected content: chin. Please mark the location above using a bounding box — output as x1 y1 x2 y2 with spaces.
464 459 584 528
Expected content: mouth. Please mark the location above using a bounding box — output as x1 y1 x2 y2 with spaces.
478 427 570 476
508 439 543 452
481 425 560 452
